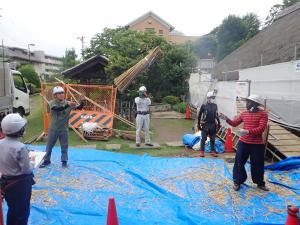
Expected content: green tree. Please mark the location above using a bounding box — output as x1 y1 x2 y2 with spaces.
242 13 260 39
216 14 260 61
192 34 217 59
61 48 79 71
265 0 300 26
18 64 40 88
216 15 246 61
84 27 196 101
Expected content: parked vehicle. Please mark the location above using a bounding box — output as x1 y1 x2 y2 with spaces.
0 62 30 121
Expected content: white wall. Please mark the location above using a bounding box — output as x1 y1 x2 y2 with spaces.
239 60 300 128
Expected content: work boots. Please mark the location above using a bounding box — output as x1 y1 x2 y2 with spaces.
233 183 241 191
210 151 218 157
257 185 269 191
199 151 205 157
39 160 51 168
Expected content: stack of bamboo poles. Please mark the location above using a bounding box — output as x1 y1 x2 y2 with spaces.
114 46 162 92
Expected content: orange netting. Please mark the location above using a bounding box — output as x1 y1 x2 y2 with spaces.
41 82 117 137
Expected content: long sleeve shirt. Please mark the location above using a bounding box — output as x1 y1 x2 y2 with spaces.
198 103 220 127
49 99 84 131
135 97 151 112
0 137 33 176
226 110 268 144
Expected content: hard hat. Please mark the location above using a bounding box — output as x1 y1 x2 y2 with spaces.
139 86 147 92
1 113 27 135
246 94 263 105
207 91 215 98
53 86 64 94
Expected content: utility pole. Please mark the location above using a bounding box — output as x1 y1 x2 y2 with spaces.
28 43 35 63
77 36 85 59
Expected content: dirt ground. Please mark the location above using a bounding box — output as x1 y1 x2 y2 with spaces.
151 117 195 143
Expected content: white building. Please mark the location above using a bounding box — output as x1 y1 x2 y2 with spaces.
0 45 62 78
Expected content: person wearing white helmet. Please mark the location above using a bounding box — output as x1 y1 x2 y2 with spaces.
135 86 153 147
0 113 35 225
39 86 85 168
220 94 269 192
197 91 221 157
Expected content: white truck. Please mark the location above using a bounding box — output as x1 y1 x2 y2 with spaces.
0 62 30 120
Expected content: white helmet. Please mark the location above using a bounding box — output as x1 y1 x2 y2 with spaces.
139 86 147 92
1 113 27 135
207 91 215 98
53 86 64 94
246 94 263 105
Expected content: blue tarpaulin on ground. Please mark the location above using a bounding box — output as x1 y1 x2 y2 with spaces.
265 156 300 170
182 134 225 153
265 157 300 196
3 146 300 225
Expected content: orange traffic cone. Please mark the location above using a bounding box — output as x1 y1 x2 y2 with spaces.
285 205 299 225
0 189 4 225
185 105 191 120
106 197 119 225
224 128 234 153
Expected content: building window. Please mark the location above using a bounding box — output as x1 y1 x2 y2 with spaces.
159 30 163 36
145 28 155 32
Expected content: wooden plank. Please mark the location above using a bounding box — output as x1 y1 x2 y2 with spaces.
269 130 291 135
279 146 300 152
282 152 300 157
269 139 300 146
268 134 300 140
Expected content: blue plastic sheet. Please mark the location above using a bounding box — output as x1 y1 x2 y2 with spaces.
3 146 299 225
204 139 224 153
182 134 200 147
265 156 300 170
182 134 224 153
265 157 300 196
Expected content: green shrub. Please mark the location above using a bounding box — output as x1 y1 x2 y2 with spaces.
162 96 180 105
27 83 40 95
173 102 187 113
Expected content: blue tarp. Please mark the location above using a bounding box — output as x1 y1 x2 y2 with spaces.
3 146 300 225
182 134 200 147
265 156 300 170
265 157 300 196
182 134 225 153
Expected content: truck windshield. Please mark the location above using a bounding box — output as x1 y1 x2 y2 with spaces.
13 73 28 93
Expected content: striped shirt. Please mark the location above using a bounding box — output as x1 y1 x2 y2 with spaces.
226 110 268 144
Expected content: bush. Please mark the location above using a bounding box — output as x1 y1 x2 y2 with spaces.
162 96 180 105
18 64 40 88
173 102 187 113
27 83 40 95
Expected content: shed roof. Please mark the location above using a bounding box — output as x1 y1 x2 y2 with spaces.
62 54 108 81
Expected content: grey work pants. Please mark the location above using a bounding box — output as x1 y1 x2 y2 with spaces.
44 129 68 162
136 114 151 144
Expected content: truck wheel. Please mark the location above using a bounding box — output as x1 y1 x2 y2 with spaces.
13 107 25 117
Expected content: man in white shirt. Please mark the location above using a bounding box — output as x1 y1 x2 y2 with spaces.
135 86 153 147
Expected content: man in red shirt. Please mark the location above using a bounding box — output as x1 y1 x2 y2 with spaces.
220 94 269 191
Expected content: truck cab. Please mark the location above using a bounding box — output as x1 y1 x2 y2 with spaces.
11 69 30 116
0 63 30 118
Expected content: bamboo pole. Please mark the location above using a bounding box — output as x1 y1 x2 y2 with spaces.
114 46 162 92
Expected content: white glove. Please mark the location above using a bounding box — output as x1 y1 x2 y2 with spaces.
237 129 249 136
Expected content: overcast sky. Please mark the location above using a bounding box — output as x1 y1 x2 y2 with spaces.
0 0 279 57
